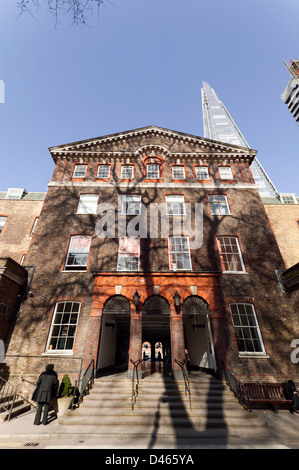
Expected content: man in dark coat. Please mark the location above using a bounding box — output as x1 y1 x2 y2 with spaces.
34 364 58 425
284 380 299 413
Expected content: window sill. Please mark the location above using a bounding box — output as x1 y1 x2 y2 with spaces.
222 271 248 275
61 269 88 273
238 353 269 359
43 351 74 356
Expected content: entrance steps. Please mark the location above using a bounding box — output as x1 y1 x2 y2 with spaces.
57 368 269 438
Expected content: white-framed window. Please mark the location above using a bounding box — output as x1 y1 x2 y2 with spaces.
46 301 80 353
20 254 26 265
117 237 140 271
77 194 98 214
121 195 141 215
168 236 192 271
97 165 110 179
219 166 233 180
73 164 87 178
230 303 265 355
121 165 134 179
166 195 185 215
196 167 209 180
0 216 7 233
172 166 185 179
217 236 246 272
146 164 160 179
280 193 297 204
64 236 91 271
209 195 230 215
5 188 26 199
30 217 39 235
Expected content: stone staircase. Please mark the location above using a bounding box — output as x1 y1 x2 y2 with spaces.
57 367 268 438
0 393 32 422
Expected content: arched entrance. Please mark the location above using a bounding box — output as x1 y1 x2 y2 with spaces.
182 296 216 372
142 296 171 372
97 295 131 372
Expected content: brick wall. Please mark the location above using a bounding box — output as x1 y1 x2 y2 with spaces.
264 203 299 269
4 127 299 388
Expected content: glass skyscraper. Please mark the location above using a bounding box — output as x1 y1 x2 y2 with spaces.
201 81 279 198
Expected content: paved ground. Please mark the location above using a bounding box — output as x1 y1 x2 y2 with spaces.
0 406 299 450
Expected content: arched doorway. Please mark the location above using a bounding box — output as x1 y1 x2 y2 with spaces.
97 295 131 372
142 296 171 373
182 296 216 372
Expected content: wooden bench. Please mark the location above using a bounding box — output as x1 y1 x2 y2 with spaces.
239 382 293 413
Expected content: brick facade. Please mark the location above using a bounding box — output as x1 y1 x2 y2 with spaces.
263 203 299 269
0 190 45 264
3 126 299 393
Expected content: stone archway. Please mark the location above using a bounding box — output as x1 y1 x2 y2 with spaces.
97 295 131 371
142 296 171 369
182 296 216 372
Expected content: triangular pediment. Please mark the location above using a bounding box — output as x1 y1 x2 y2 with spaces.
49 125 257 163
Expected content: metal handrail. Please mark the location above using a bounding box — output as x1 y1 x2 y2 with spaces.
175 358 191 410
76 358 95 408
130 359 141 410
0 376 37 421
222 361 246 408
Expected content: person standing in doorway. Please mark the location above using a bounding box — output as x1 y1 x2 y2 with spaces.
34 364 58 426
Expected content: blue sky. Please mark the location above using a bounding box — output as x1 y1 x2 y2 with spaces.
0 0 298 194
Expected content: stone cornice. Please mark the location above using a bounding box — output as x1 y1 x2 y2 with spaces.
49 126 257 164
48 181 257 190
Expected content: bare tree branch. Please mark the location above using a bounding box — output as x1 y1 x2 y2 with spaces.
17 0 104 25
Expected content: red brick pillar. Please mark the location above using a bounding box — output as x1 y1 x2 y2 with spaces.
128 303 142 379
83 315 103 370
170 306 185 380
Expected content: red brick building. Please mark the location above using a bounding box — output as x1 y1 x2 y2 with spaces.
3 126 298 386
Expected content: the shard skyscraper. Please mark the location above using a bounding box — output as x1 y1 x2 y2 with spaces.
201 81 279 198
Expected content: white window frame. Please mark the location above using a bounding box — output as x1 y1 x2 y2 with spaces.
196 167 210 180
0 216 7 233
64 236 91 271
30 217 39 235
230 303 266 356
146 163 160 179
77 194 98 214
5 188 26 199
45 301 80 354
121 195 141 215
121 165 134 179
97 165 110 179
217 236 246 273
166 195 186 215
117 237 140 271
172 166 185 179
209 195 230 215
219 166 233 180
168 236 192 271
20 254 26 265
280 193 297 204
73 164 87 178
219 166 234 180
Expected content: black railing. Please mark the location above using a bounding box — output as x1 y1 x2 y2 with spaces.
0 376 36 421
222 361 247 408
175 358 191 410
130 359 141 410
75 359 95 408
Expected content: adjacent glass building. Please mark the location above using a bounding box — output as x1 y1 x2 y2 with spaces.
201 81 279 198
281 60 299 125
